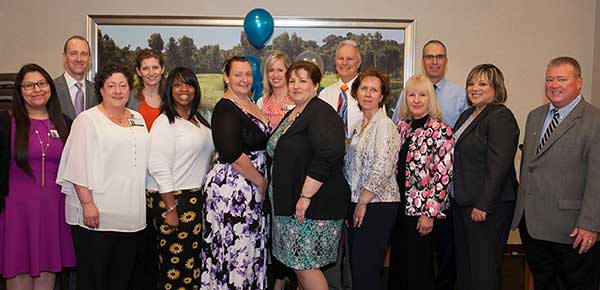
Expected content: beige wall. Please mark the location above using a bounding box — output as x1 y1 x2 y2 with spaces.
593 0 600 106
0 0 598 132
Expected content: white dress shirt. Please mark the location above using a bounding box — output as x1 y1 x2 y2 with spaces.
318 76 362 135
63 72 87 107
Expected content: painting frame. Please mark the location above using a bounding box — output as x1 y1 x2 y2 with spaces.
86 15 414 112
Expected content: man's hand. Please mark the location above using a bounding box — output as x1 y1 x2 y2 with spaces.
570 227 598 254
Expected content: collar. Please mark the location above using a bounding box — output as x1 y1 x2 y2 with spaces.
549 94 582 120
338 75 358 91
434 78 448 91
64 72 85 89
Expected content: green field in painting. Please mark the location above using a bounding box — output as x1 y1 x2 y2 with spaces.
197 73 402 113
197 73 339 110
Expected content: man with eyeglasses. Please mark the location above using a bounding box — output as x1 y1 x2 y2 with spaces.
391 39 467 290
54 35 97 119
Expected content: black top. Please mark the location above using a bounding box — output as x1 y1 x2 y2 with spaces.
396 115 429 204
270 97 350 220
211 98 269 163
452 104 519 213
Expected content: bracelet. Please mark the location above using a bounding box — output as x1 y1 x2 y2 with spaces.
161 203 178 218
357 200 369 205
300 194 312 200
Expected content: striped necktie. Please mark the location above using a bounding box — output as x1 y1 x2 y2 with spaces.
537 108 560 154
337 83 349 138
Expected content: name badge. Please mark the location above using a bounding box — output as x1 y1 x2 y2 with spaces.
128 118 145 127
49 129 60 138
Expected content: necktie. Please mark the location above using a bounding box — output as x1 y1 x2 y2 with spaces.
74 82 84 116
337 83 349 138
537 108 560 154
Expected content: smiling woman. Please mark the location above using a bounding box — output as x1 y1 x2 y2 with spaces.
127 49 167 131
0 63 74 290
57 63 149 290
201 56 271 289
146 67 213 290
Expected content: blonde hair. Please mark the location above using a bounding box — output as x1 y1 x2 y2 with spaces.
261 50 291 98
398 74 443 120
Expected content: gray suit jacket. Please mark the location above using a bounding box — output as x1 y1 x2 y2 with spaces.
511 98 600 244
54 74 97 119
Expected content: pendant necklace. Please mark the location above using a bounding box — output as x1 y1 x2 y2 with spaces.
33 123 51 187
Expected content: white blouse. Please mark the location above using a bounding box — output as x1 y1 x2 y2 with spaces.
344 108 402 203
57 106 149 232
147 114 214 193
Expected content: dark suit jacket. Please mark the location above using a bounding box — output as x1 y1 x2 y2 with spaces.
54 74 97 119
453 104 519 213
511 98 600 244
270 97 350 220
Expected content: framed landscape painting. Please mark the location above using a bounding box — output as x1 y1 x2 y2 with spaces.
87 15 414 115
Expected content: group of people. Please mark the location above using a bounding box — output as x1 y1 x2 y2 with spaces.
0 33 598 290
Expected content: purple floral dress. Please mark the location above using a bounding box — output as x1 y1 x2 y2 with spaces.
201 99 271 290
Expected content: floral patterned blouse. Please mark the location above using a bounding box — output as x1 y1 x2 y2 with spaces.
344 108 401 203
397 117 454 218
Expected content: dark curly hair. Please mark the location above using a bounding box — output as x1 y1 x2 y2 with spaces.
94 63 133 103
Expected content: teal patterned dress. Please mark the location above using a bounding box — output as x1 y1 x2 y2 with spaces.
266 115 343 270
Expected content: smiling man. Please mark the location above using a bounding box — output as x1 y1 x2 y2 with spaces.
319 40 363 139
392 40 467 126
512 56 600 290
54 35 97 119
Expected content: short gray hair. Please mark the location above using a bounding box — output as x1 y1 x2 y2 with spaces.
336 40 362 62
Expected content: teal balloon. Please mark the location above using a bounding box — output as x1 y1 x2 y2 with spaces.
245 55 263 101
243 8 274 49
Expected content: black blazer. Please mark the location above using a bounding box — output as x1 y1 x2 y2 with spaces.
271 97 350 220
452 104 519 213
0 110 72 213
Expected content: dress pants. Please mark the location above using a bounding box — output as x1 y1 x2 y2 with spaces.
452 200 514 290
519 217 600 290
347 202 399 290
71 226 141 290
389 211 435 290
129 216 158 290
432 207 456 290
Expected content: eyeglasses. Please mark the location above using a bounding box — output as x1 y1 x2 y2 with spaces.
21 80 49 91
423 54 447 61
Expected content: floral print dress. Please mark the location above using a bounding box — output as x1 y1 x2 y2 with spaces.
201 101 271 290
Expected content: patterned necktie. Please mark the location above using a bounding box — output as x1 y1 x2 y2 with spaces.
337 83 349 138
74 82 84 116
537 108 560 154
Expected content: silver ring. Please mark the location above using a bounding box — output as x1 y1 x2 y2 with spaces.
587 240 593 244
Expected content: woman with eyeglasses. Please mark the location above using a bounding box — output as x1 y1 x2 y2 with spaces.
0 64 75 290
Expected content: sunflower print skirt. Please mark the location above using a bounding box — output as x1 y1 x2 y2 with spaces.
147 188 203 290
